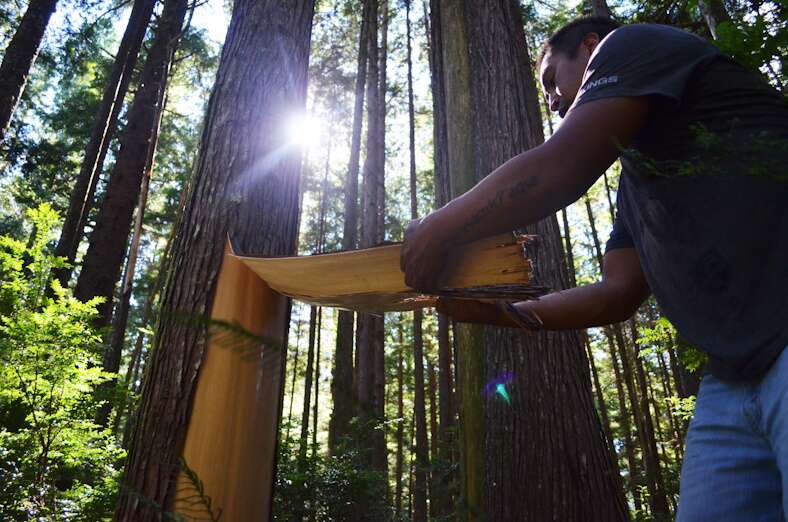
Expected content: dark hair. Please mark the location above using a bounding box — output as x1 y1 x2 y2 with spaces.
538 16 621 66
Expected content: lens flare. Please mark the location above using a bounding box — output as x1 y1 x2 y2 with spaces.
284 112 324 148
484 372 514 405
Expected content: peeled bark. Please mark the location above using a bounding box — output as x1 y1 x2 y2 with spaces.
114 0 315 518
53 0 156 286
74 0 189 325
0 0 58 143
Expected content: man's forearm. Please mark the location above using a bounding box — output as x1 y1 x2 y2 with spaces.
514 281 640 330
429 144 591 245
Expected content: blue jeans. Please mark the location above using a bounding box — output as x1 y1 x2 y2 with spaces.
677 347 788 521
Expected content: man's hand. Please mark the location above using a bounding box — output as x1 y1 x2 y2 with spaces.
400 212 456 291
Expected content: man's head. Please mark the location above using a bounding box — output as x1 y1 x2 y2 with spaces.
538 17 621 117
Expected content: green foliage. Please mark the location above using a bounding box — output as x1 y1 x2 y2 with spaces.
0 205 124 520
273 421 390 521
637 317 707 373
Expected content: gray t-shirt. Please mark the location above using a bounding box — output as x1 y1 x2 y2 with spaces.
573 24 788 381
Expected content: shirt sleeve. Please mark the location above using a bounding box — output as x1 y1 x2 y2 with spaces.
571 24 719 109
605 214 635 252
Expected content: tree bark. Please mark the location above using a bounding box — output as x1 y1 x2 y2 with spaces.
300 305 318 454
458 2 628 519
437 1 487 517
0 0 58 144
95 88 166 427
329 0 371 453
395 322 405 517
425 1 455 515
407 2 428 518
74 0 189 326
357 0 388 487
427 357 440 520
52 0 156 286
588 0 612 18
113 0 315 518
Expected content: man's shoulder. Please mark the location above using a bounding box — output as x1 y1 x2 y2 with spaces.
597 23 716 57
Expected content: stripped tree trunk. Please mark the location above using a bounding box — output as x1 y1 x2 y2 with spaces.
0 0 58 143
53 0 156 286
74 0 189 326
114 1 315 518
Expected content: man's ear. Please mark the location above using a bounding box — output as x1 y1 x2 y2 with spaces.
582 32 601 54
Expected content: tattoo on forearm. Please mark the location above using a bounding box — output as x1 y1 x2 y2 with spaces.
460 175 540 236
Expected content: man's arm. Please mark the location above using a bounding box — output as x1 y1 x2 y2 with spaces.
438 248 650 330
400 96 651 291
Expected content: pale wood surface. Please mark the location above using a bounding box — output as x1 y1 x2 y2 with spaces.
235 233 536 312
176 243 286 521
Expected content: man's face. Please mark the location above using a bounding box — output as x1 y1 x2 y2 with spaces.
539 34 599 118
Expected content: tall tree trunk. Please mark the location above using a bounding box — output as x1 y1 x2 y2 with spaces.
74 0 189 326
357 0 388 492
114 1 315 518
395 321 405 517
95 89 166 427
300 305 318 454
559 206 622 484
0 0 58 144
425 1 455 515
628 319 670 516
329 0 371 453
442 1 628 518
312 307 322 452
286 316 304 443
588 0 612 18
427 357 440 520
53 0 156 285
407 1 428 518
583 194 644 510
437 1 487 517
698 0 731 40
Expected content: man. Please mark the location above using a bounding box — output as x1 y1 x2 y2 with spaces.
400 17 788 520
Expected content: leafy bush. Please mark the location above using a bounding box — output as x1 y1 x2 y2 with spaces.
0 204 124 520
273 421 390 521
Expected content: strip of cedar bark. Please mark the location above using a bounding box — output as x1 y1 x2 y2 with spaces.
0 0 58 143
53 0 156 286
461 1 629 519
329 0 371 453
407 1 429 519
74 0 189 325
113 1 315 518
425 0 455 515
438 1 486 517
